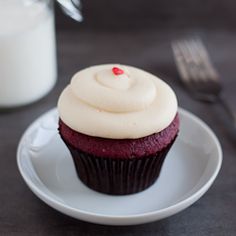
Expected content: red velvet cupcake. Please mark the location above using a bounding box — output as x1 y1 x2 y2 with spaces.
58 64 179 195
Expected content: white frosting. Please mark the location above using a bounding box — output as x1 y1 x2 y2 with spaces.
58 64 178 139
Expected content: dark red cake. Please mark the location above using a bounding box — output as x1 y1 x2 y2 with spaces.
57 64 179 195
59 115 179 159
58 114 179 195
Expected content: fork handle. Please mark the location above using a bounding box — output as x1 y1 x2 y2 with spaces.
219 97 236 128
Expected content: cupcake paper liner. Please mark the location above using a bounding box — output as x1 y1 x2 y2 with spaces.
62 136 177 195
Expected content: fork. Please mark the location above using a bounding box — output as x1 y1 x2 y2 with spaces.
172 38 236 128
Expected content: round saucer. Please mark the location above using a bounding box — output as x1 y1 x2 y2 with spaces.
17 108 222 225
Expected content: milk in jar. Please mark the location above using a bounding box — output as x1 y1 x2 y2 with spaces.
0 0 57 107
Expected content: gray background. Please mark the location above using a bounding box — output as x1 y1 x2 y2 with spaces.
0 0 236 235
56 0 236 30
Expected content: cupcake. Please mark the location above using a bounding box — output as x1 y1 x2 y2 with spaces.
58 64 179 195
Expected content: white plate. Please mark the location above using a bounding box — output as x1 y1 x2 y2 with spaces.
17 108 222 225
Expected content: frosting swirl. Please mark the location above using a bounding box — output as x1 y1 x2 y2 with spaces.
58 64 178 139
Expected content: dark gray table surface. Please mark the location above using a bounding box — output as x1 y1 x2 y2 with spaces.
0 29 236 236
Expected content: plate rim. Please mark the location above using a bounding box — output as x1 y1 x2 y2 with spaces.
17 107 223 225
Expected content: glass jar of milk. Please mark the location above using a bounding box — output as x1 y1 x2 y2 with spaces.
0 0 57 107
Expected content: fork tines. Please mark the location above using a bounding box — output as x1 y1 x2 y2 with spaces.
172 38 219 83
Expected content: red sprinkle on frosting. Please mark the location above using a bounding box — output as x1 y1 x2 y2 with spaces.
112 67 124 75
